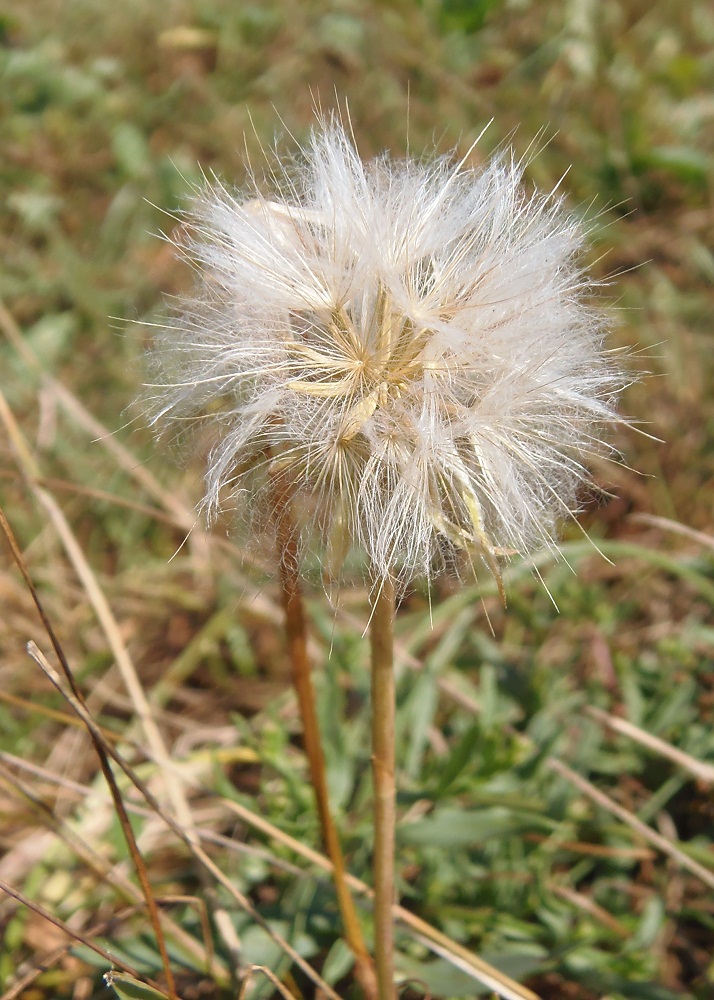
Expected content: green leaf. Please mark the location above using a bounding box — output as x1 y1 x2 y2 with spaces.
403 669 440 779
111 123 151 179
432 719 482 796
103 973 171 1000
637 145 710 185
633 895 666 949
398 951 543 997
400 806 556 848
321 938 354 985
436 0 500 34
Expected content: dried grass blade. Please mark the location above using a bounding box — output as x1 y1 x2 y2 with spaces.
0 502 178 1000
26 642 343 1000
0 901 201 1000
0 298 196 535
631 512 714 553
547 758 714 891
0 877 153 983
0 765 222 981
237 965 300 1000
0 389 195 835
586 705 714 785
0 687 123 733
549 884 630 936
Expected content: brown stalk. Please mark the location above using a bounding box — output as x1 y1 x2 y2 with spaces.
272 476 378 1000
369 577 397 1000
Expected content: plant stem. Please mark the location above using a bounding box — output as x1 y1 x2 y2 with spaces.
369 576 397 1000
272 484 378 1000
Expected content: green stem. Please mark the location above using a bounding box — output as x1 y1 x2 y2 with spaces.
370 576 397 1000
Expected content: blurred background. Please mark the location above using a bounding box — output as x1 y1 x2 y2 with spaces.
1 1 713 998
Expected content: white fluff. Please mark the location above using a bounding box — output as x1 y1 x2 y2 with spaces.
148 121 624 586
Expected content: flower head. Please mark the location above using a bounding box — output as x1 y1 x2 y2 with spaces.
149 121 623 587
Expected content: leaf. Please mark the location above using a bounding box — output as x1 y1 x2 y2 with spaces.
432 719 482 797
404 605 474 778
399 806 556 848
437 0 500 34
637 145 710 185
633 895 666 949
321 938 354 986
111 123 151 180
398 951 543 997
403 669 440 779
103 972 172 1000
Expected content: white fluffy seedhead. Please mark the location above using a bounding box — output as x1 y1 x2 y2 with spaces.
148 121 624 588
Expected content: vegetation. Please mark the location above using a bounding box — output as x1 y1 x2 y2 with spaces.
1 1 713 998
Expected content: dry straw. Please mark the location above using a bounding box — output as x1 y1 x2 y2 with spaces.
147 118 625 1000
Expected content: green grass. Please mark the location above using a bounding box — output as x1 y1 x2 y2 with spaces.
1 1 713 998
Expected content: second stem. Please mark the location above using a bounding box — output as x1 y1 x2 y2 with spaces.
370 577 397 1000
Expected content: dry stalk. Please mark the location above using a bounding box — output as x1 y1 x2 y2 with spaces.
369 578 397 1000
272 475 377 1000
